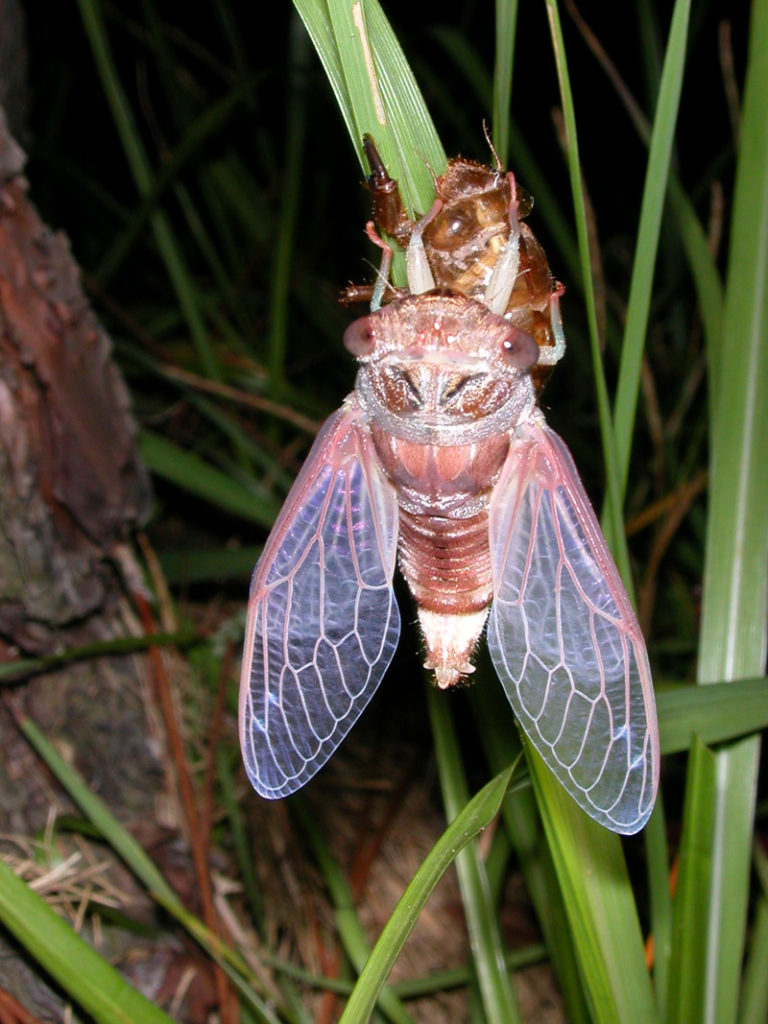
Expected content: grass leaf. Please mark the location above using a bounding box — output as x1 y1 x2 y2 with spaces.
428 687 523 1024
139 429 281 527
339 762 516 1023
612 0 691 495
0 858 175 1024
668 0 768 1016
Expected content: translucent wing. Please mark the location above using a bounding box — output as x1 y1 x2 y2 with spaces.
239 404 400 799
487 422 659 833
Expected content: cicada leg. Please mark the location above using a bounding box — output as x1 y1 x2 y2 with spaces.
536 282 567 367
484 172 522 315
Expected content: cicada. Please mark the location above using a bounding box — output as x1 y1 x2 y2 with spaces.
239 144 659 834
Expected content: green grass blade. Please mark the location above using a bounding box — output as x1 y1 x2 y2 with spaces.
291 797 415 1024
139 429 281 527
0 631 198 682
16 716 188 913
75 0 220 380
357 0 446 208
470 679 591 1023
666 737 720 1022
15 713 285 1022
252 945 546 1003
391 944 547 999
93 79 252 290
645 801 672 1016
293 0 445 219
697 2 768 685
339 763 516 1024
563 9 723 358
666 177 724 372
0 858 175 1024
428 687 522 1024
492 0 519 165
740 851 768 1024
157 545 261 585
218 750 264 929
656 678 768 753
612 0 691 495
528 746 658 1024
666 0 768 1016
268 17 308 385
543 0 629 582
535 7 659 1018
290 0 355 156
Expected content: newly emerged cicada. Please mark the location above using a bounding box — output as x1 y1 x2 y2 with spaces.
239 142 659 834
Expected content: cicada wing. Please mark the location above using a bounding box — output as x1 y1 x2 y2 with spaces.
239 404 401 799
487 423 659 834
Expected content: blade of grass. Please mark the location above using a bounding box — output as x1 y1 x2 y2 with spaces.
0 631 199 683
665 736 720 1023
564 2 723 356
645 799 672 1017
293 0 445 216
355 0 446 207
428 686 523 1024
471 677 591 1024
339 763 517 1024
75 0 220 380
740 850 768 1024
612 0 691 496
217 749 264 930
0 857 175 1024
157 545 261 585
668 0 768 1018
291 796 416 1024
492 0 519 166
14 712 196 913
12 709 287 1024
537 6 659 1019
392 943 547 999
93 78 254 291
139 429 282 526
528 746 659 1023
656 677 768 753
268 16 308 385
543 0 629 584
261 940 545 1001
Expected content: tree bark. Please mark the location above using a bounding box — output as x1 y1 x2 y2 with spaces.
0 104 212 1021
0 107 151 655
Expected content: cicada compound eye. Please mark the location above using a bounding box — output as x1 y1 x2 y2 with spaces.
500 326 539 370
344 316 377 358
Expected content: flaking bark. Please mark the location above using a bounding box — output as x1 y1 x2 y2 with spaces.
0 107 150 653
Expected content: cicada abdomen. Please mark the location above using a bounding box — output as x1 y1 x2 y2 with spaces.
240 137 659 834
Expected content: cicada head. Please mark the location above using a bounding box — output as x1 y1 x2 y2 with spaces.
346 290 539 438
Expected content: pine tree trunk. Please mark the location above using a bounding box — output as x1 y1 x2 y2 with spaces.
0 101 206 1020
